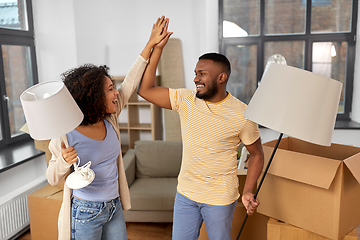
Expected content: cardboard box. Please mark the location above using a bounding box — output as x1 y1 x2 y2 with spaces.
267 218 357 240
257 137 360 240
28 184 63 240
199 203 269 240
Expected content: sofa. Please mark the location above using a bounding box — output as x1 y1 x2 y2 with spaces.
123 140 182 222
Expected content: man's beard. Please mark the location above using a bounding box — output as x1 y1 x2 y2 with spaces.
196 80 218 100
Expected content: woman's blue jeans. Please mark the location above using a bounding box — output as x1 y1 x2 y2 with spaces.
71 197 127 240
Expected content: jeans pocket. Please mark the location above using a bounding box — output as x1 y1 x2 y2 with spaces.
75 205 102 222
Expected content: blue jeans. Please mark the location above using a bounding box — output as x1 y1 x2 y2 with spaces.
71 197 127 240
172 192 237 240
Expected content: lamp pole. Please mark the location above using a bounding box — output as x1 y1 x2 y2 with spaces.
236 132 283 240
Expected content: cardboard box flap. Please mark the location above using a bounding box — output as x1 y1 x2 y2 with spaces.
29 184 62 198
263 145 341 189
344 152 360 184
264 137 360 161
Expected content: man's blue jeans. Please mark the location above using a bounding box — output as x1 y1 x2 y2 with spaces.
71 197 127 240
172 192 237 240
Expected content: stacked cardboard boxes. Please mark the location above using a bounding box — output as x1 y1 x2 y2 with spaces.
258 137 360 240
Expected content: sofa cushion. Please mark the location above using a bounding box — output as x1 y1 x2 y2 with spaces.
135 140 182 178
129 178 178 211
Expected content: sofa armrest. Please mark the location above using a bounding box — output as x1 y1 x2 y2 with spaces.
123 149 136 187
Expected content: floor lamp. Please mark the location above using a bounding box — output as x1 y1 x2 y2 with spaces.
20 81 95 189
236 63 343 239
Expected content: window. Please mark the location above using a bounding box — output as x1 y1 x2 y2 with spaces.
220 0 357 120
0 0 38 147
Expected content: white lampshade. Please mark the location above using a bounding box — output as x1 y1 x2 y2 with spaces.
244 63 342 146
20 81 83 140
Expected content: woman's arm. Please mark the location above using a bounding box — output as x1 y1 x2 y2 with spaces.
46 137 73 186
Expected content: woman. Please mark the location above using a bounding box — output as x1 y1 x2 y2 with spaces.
46 16 171 240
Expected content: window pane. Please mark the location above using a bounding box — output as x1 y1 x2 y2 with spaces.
2 45 33 137
311 0 352 33
223 0 260 37
264 41 305 69
0 0 28 31
0 117 2 141
265 0 306 35
225 45 257 104
312 42 347 113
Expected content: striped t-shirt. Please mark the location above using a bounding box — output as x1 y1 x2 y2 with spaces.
169 88 260 206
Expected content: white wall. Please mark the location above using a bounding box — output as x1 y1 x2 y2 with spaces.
33 0 218 88
32 0 360 147
32 0 78 82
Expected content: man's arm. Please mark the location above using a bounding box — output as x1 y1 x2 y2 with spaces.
242 138 264 215
138 19 173 109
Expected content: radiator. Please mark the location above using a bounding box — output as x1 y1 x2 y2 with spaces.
0 181 47 240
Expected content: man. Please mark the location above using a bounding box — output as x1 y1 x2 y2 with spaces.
138 18 264 240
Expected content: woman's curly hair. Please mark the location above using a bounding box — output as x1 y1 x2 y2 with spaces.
61 64 113 126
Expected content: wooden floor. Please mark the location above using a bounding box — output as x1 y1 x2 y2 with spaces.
16 222 173 240
14 222 360 240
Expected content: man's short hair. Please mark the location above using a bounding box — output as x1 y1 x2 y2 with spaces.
199 53 231 78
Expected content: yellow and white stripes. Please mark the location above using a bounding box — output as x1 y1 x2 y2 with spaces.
169 88 260 206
